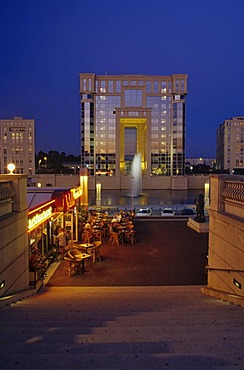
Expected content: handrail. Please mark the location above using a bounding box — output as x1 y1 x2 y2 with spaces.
0 181 15 202
205 265 244 273
222 179 244 205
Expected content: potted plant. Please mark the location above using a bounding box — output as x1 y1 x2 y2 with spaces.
29 244 47 287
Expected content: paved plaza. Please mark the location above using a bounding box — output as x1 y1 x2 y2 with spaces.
47 219 208 287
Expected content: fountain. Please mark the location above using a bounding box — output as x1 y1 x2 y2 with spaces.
131 153 142 197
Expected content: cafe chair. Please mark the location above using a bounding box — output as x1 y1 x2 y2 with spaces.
124 230 136 244
84 241 102 263
67 249 83 259
82 230 93 243
126 224 134 231
93 230 103 243
64 249 84 277
109 231 120 246
92 241 103 262
99 224 108 240
94 240 103 261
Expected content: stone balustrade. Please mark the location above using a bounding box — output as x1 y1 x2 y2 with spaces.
222 179 244 205
203 174 244 305
0 180 15 202
0 180 16 216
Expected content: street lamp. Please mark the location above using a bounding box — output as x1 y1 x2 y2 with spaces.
44 156 47 169
96 180 102 207
7 163 15 174
204 181 210 208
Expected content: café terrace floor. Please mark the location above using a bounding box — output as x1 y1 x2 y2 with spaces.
46 219 209 288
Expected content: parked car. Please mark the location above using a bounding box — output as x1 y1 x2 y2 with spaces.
161 208 175 217
181 208 195 215
135 208 153 217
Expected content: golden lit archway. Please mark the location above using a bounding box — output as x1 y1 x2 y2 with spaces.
119 118 147 174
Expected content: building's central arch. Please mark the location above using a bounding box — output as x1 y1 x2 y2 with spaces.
119 118 147 175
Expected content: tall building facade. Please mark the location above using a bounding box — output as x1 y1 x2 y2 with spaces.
80 73 187 188
0 117 35 175
216 116 244 174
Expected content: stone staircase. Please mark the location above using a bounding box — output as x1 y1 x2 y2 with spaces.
0 286 244 369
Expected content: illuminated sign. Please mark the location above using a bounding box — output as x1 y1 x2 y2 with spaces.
28 200 55 232
28 206 52 231
65 193 75 209
71 187 83 199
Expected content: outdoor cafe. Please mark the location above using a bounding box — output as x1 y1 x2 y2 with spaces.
62 209 136 277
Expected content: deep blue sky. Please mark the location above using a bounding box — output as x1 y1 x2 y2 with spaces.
1 0 244 158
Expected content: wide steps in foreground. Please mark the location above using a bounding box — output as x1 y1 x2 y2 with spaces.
0 286 243 369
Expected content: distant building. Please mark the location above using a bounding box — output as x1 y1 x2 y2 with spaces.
185 158 216 169
63 162 81 174
79 73 188 189
216 116 244 174
0 117 35 175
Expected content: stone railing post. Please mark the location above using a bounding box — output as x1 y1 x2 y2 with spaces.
209 174 226 213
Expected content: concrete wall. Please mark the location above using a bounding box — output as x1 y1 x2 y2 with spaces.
33 174 80 188
205 174 244 300
33 174 209 191
0 175 29 298
187 175 210 189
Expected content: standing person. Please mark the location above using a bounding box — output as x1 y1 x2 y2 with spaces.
56 227 67 259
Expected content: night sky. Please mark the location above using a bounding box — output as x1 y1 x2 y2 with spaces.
1 0 244 158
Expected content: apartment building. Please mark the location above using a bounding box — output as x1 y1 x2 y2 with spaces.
79 73 188 189
216 116 244 174
0 117 35 175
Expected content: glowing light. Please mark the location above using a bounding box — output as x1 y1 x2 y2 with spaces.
7 163 15 174
71 187 83 199
28 204 54 232
0 280 5 289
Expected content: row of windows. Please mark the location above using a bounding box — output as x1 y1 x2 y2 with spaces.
1 148 33 155
0 121 33 127
81 77 187 95
2 158 33 164
2 132 32 138
226 121 244 127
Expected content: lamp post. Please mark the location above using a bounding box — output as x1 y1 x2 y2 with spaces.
80 167 89 210
204 180 210 208
44 156 47 169
7 163 15 174
96 180 102 207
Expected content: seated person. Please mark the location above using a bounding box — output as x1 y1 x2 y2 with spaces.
84 221 92 230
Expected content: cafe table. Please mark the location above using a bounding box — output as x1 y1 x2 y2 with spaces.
116 225 129 244
74 242 102 263
64 251 90 277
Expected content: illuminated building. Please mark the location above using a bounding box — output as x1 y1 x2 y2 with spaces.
0 117 35 175
216 116 244 174
79 73 188 189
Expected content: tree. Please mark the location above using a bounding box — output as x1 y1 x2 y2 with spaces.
35 151 80 174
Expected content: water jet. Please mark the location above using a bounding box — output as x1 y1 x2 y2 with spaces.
130 153 142 197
